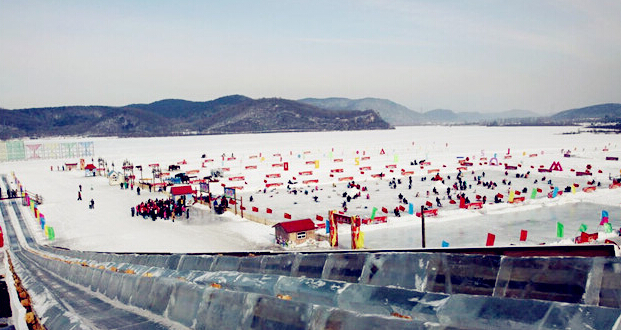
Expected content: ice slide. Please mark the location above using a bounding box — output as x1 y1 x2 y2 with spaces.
2 175 621 329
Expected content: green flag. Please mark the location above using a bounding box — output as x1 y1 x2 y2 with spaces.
579 223 587 232
530 189 537 199
557 222 564 238
371 207 378 220
604 223 613 233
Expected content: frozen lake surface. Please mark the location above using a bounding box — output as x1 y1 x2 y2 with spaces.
1 126 620 252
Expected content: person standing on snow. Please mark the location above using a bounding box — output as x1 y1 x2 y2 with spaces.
78 191 82 201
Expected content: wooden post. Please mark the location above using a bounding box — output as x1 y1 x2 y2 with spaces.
234 189 238 215
421 205 426 248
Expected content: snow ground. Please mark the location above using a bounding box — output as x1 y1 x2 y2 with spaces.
1 126 620 252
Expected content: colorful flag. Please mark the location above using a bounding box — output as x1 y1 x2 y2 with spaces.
600 210 609 225
508 190 515 203
441 240 449 247
557 222 564 238
579 223 587 232
552 186 559 198
520 230 528 242
530 189 537 199
571 185 576 194
486 233 495 246
371 207 377 220
408 203 414 215
604 223 613 233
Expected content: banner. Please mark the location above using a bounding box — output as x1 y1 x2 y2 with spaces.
486 233 495 246
329 210 338 247
557 222 564 238
520 230 527 242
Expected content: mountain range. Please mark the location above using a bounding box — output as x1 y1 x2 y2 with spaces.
298 98 542 125
1 96 619 139
0 96 391 139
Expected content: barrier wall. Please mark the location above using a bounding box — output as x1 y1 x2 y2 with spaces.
17 247 621 330
37 246 621 311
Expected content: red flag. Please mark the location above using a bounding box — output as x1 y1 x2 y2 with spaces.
486 233 495 246
519 230 527 242
316 215 323 221
426 201 433 207
381 207 388 213
252 206 259 212
284 213 291 219
266 208 272 214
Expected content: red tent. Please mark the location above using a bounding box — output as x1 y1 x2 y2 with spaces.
84 164 97 170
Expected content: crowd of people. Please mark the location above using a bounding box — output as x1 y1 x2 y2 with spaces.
132 198 188 221
0 187 20 199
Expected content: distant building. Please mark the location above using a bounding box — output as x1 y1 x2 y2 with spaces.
169 185 195 204
84 164 97 177
108 171 124 185
273 219 316 246
65 163 78 171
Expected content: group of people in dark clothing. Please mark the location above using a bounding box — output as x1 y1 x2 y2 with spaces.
132 198 188 221
1 188 19 199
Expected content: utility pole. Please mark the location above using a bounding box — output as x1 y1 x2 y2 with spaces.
421 205 426 248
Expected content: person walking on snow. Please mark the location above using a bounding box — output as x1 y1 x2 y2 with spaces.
78 191 82 201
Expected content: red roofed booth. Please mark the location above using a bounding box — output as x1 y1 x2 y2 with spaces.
273 219 316 246
84 164 97 177
169 185 196 204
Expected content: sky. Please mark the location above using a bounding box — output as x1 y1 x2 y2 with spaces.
1 1 620 113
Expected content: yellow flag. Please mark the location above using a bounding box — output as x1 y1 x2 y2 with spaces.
508 190 515 203
357 232 365 249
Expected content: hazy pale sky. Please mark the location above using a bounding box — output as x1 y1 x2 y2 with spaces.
1 1 620 113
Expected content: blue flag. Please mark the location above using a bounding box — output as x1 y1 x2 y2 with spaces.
441 240 449 247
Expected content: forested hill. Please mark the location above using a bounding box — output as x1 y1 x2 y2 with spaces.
551 103 621 121
0 96 392 139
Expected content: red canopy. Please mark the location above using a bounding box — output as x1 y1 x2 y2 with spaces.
170 185 195 195
84 164 97 170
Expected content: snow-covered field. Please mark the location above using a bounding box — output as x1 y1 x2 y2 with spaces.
1 126 620 252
